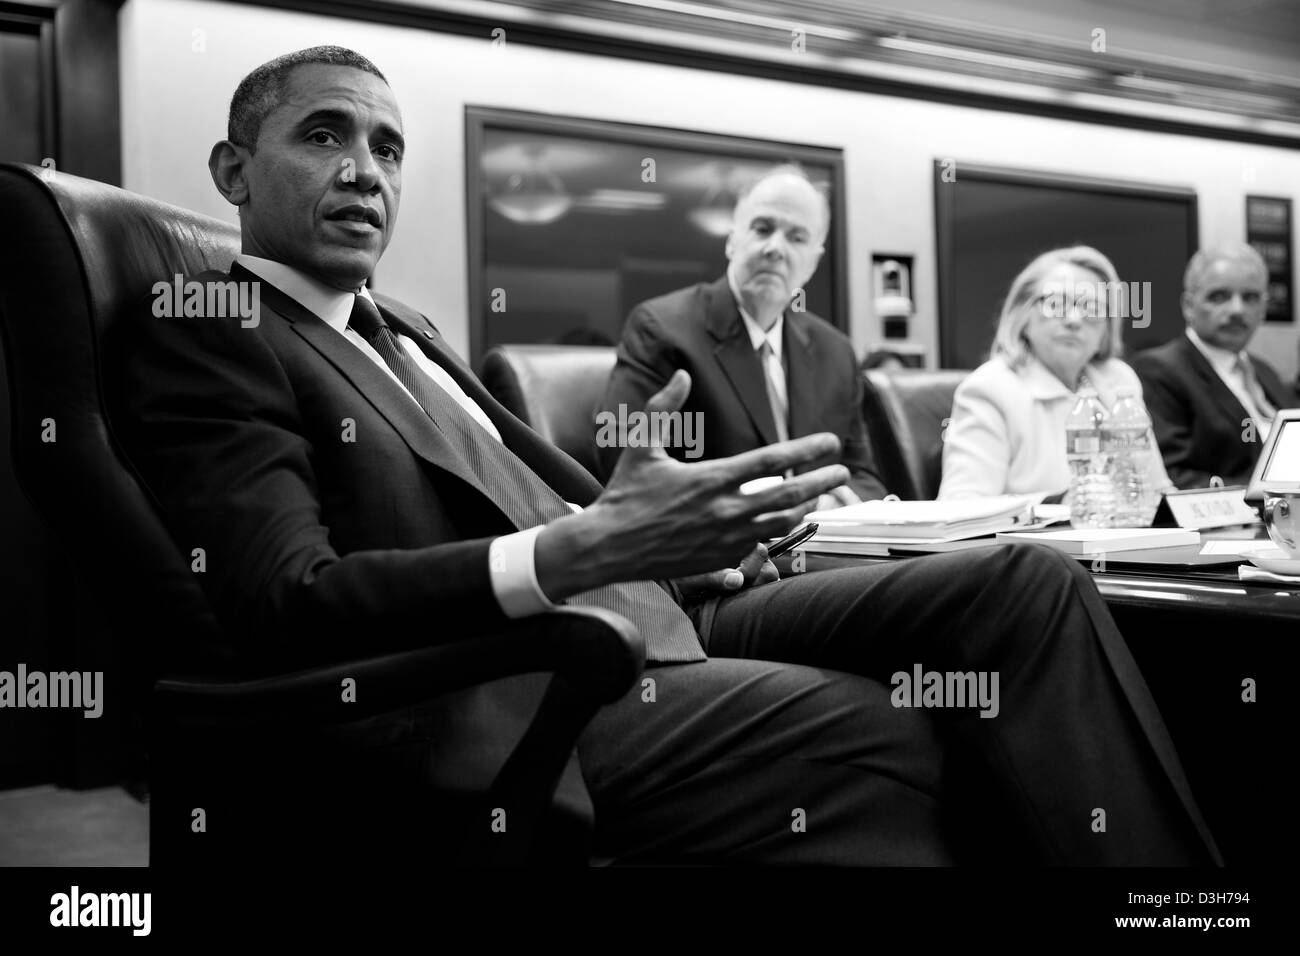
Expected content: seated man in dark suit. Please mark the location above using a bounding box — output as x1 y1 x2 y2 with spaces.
116 45 1221 865
597 166 886 509
1133 243 1299 489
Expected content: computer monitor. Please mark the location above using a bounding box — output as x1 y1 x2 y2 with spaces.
1246 409 1300 503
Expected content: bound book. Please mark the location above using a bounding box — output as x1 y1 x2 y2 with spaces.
994 528 1199 555
805 495 1037 543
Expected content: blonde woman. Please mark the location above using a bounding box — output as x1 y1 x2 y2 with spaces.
938 246 1172 500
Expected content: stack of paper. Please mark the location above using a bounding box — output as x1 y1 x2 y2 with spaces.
995 528 1199 554
804 496 1037 555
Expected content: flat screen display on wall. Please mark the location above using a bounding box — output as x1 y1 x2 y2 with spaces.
466 107 847 365
934 162 1198 371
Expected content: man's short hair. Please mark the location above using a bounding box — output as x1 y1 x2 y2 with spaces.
1183 242 1268 294
732 163 832 238
228 45 388 152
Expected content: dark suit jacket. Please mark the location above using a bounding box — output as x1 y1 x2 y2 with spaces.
1132 333 1299 490
116 263 616 829
596 276 888 499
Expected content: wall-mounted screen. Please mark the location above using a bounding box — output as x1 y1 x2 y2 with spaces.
466 107 846 365
934 162 1199 370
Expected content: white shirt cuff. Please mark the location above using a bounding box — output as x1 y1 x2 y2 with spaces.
489 526 557 618
488 501 584 617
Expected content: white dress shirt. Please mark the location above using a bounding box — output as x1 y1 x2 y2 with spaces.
938 354 1173 500
236 255 564 618
1184 327 1274 440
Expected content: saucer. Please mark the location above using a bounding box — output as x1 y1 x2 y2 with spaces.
1247 548 1300 576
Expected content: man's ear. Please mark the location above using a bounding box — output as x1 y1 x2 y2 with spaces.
1180 289 1195 323
723 229 736 261
209 140 252 207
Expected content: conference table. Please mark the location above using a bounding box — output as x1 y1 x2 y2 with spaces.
781 525 1297 869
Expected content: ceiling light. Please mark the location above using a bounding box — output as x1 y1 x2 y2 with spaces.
575 189 670 212
609 0 862 41
877 36 1098 81
486 146 573 225
687 164 739 237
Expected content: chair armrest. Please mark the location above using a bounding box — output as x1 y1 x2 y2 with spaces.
152 606 643 723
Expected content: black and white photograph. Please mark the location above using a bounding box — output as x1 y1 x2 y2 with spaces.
0 0 1293 941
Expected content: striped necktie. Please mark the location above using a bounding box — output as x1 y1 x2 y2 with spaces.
348 295 704 663
758 340 790 443
1236 354 1277 437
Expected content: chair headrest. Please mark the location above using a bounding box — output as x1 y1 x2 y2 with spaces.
866 369 971 421
0 163 242 673
4 164 241 334
861 369 970 500
479 345 617 478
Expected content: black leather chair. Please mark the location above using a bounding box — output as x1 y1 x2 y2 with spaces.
861 369 970 500
0 163 642 866
480 345 617 478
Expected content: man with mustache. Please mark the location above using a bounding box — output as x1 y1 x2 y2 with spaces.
597 166 887 508
1134 243 1298 489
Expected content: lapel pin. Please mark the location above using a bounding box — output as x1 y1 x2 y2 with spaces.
422 330 435 339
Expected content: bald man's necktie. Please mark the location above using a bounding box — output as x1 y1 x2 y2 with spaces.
348 295 703 663
758 340 790 443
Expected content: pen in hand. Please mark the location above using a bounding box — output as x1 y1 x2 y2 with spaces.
767 522 818 560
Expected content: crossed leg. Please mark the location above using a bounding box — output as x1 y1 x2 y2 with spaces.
580 543 1221 865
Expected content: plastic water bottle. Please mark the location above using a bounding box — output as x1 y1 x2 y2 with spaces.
1066 387 1113 528
1107 387 1159 527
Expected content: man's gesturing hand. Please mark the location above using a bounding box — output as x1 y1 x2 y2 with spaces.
536 370 847 601
814 484 860 514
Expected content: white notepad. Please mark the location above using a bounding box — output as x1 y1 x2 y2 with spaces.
995 528 1199 555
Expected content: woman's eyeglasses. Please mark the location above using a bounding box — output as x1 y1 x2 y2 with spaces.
1034 292 1109 325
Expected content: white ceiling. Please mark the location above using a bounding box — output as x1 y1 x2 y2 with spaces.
1092 0 1300 38
805 0 1300 80
406 0 1300 136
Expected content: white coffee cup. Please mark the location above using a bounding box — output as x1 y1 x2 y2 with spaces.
1261 488 1300 558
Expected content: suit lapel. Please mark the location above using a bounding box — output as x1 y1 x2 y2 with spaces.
380 302 517 433
237 266 602 507
783 314 818 438
705 278 779 445
240 268 500 507
374 294 603 505
377 295 603 504
1178 335 1249 428
1250 353 1294 411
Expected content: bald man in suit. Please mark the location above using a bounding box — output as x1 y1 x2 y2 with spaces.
598 168 887 507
